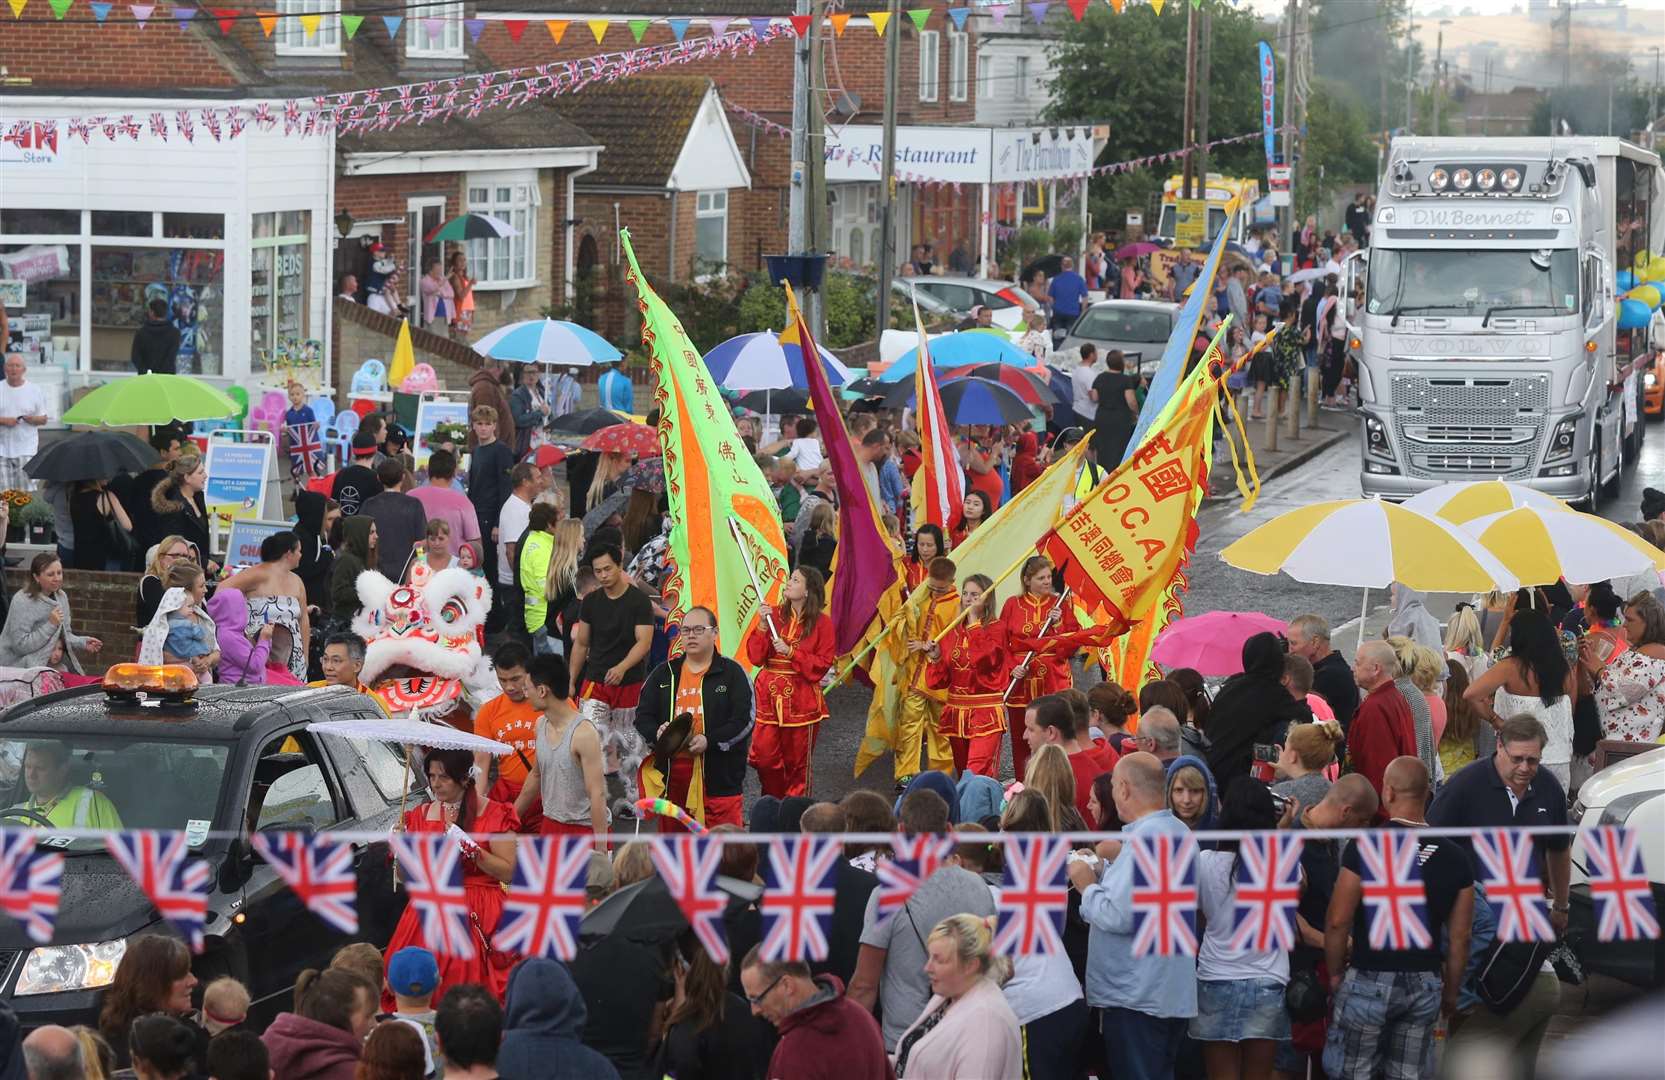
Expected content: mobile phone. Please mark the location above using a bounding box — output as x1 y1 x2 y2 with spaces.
1253 742 1280 764
1269 791 1293 813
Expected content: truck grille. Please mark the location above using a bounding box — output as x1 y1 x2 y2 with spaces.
1390 374 1549 480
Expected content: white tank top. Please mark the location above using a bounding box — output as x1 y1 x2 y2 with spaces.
536 713 605 826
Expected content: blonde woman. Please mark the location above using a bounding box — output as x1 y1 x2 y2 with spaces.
1022 744 1088 832
1444 603 1490 681
136 534 200 627
586 450 631 511
542 520 584 657
892 914 1022 1079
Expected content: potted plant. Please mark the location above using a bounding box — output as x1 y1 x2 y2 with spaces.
0 490 28 543
14 496 54 546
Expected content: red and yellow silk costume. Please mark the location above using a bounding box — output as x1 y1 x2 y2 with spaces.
926 618 1008 777
743 609 836 797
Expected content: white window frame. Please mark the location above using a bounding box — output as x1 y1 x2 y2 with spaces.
250 210 312 372
695 190 729 268
918 30 940 103
275 0 341 56
948 31 969 102
1013 55 1030 101
466 172 538 289
406 0 464 59
977 54 994 99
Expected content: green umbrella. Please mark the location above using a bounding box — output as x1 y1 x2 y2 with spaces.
61 373 240 427
424 213 518 243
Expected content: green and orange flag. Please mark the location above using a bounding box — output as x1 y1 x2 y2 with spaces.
620 229 788 667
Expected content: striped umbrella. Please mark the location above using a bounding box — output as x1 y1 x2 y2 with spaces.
881 332 1042 382
424 213 519 243
1401 480 1569 525
1461 506 1665 586
702 330 852 390
472 319 622 366
934 378 1034 426
945 363 1058 404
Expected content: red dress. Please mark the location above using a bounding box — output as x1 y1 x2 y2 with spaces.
384 799 518 1006
927 620 1008 776
744 610 837 797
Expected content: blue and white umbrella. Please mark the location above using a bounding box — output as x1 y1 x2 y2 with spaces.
702 330 852 390
880 331 1042 382
471 319 622 366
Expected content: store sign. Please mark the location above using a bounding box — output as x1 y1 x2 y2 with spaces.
204 440 272 529
0 245 72 284
1267 164 1292 208
823 125 992 184
990 128 1096 183
0 122 63 169
225 518 296 574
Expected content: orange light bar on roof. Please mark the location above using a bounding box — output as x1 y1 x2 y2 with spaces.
102 663 199 696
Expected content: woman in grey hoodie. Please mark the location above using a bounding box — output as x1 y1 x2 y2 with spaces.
0 552 100 672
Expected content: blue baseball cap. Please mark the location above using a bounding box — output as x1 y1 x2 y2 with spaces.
387 947 439 997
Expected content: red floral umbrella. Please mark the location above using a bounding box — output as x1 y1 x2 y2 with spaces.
945 363 1058 405
580 422 661 457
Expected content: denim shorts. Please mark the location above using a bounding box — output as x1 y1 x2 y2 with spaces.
1189 978 1292 1042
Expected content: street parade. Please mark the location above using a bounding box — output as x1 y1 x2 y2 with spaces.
1 0 1664 1077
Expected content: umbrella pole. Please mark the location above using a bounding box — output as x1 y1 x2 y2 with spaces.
394 744 411 890
1358 588 1369 654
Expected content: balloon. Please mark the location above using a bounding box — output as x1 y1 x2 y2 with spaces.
1617 269 1637 292
1646 259 1665 285
1618 298 1652 330
1628 284 1664 310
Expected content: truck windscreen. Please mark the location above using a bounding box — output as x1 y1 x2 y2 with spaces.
1366 248 1578 320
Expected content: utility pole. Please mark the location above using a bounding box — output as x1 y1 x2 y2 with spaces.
1650 45 1660 149
1181 4 1199 199
875 0 901 335
1404 3 1416 133
806 0 827 337
1432 21 1448 135
1196 7 1212 189
1280 0 1297 257
788 0 811 262
1552 1 1570 133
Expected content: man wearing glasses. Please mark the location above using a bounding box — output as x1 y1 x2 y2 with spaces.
634 606 753 828
740 946 891 1080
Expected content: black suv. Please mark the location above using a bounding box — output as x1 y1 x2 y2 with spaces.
0 682 415 1030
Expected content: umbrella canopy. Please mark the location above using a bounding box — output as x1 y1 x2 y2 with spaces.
881 332 1043 383
1401 480 1569 525
945 363 1058 405
579 876 687 945
549 407 629 435
581 422 660 457
472 319 622 366
843 377 885 398
1115 242 1165 260
1151 611 1293 677
620 456 666 495
1288 267 1330 285
703 330 852 391
739 388 809 414
1461 506 1665 586
424 212 519 243
935 377 1034 426
26 431 154 482
582 490 631 536
307 718 512 754
1220 498 1520 593
61 373 239 427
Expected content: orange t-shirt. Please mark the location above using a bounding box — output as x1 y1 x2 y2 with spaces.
674 666 706 738
474 694 540 786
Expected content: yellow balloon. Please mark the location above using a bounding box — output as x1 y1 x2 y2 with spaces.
1630 284 1664 308
1646 260 1665 285
1638 251 1655 273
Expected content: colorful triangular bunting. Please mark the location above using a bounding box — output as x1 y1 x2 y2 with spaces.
829 11 849 35
907 8 930 31
339 11 361 38
1027 2 1049 23
946 7 970 30
380 13 400 37
708 15 731 35
255 9 274 34
89 0 111 20
788 13 810 36
502 17 525 41
1108 0 1124 11
869 10 890 35
1150 0 1165 13
210 6 236 33
748 15 770 35
47 0 72 19
170 4 194 29
421 16 442 40
464 17 484 42
627 17 648 41
297 11 319 37
545 17 566 42
667 15 689 41
587 18 607 42
1067 0 1090 18
988 2 1008 23
129 2 152 25
6 0 25 16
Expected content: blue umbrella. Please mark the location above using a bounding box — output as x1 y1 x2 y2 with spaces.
472 318 622 365
702 331 852 390
880 332 1042 383
934 377 1034 426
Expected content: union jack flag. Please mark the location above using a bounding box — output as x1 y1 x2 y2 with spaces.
493 836 589 961
252 102 275 130
1583 827 1660 943
1229 833 1303 953
0 831 63 944
148 113 169 141
1355 832 1431 951
874 833 954 928
106 831 211 951
391 834 474 959
994 837 1069 957
759 837 840 961
250 832 358 935
1130 832 1199 957
1472 829 1553 943
286 422 326 480
650 835 729 963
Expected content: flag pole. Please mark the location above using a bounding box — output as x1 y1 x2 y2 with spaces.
728 517 782 644
1002 585 1072 703
929 544 1035 644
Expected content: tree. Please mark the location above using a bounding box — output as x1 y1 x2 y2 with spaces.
1308 0 1413 133
1296 82 1380 218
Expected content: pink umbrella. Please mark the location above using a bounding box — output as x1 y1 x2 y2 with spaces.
1150 611 1291 677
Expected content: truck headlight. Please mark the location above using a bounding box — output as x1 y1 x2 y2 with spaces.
1364 415 1392 459
14 939 128 996
1545 417 1579 464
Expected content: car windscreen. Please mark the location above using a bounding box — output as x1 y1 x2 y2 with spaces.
0 733 231 849
1075 307 1173 344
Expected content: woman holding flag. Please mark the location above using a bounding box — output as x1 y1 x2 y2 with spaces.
999 555 1101 779
925 573 1009 778
745 567 836 798
905 524 947 591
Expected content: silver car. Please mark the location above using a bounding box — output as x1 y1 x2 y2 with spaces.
1057 299 1180 375
897 275 1034 329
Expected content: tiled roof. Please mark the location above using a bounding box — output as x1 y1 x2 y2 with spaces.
338 99 598 154
563 75 711 187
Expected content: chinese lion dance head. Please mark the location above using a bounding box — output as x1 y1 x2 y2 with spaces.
352 566 499 718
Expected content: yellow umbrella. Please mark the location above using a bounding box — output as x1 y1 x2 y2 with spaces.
1461 506 1665 586
1401 480 1569 525
387 318 416 388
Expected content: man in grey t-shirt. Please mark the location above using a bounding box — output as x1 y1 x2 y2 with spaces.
846 788 996 1051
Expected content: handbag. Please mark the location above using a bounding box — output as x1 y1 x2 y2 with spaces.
99 494 140 568
1475 938 1555 1014
1284 967 1327 1023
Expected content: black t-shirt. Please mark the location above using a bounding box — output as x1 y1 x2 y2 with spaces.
1341 823 1473 973
578 584 655 684
1291 816 1342 970
331 464 382 517
1092 371 1137 419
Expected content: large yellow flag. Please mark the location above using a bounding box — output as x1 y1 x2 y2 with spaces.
387 318 416 388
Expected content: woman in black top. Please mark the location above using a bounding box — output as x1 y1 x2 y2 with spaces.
795 502 836 577
70 477 136 571
135 535 206 628
293 489 337 614
148 452 219 574
654 942 770 1080
1089 349 1141 466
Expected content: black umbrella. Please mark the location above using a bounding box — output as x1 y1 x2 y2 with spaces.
844 377 885 398
550 407 629 435
26 430 154 482
739 388 808 414
579 876 687 944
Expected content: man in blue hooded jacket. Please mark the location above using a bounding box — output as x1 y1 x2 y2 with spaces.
495 959 620 1080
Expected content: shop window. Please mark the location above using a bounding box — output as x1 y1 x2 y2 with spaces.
276 0 342 55
1 209 79 236
949 31 968 102
977 55 994 100
407 0 464 58
850 228 865 266
164 213 226 241
91 212 153 238
250 211 313 374
1014 56 1030 100
696 191 728 267
918 31 940 103
466 176 535 287
0 244 80 368
89 247 223 376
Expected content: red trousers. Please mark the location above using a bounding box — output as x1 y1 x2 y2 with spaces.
540 819 595 839
749 722 817 798
1006 705 1033 780
950 733 1002 779
489 777 543 835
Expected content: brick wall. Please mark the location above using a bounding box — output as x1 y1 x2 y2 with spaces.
332 299 486 403
5 569 143 671
0 21 240 89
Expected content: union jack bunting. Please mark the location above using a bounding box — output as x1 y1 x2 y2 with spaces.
493 836 590 961
1130 832 1200 957
994 837 1070 957
1355 832 1432 951
391 834 474 959
106 831 211 951
874 833 954 928
286 422 326 480
0 831 63 944
250 831 358 935
1229 833 1303 953
649 835 730 964
1472 829 1554 944
1583 827 1660 943
759 837 840 961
